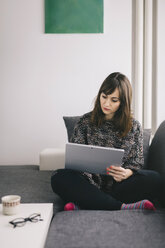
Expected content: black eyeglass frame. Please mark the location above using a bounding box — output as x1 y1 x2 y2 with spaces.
9 213 43 228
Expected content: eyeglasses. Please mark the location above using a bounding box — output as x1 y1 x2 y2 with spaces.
9 213 43 228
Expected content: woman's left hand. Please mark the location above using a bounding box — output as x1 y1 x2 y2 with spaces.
106 166 133 182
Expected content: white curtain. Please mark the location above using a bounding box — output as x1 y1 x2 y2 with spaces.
132 0 157 133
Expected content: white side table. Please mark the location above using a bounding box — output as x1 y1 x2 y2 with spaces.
0 203 53 248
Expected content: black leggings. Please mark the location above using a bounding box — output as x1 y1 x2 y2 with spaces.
51 168 162 210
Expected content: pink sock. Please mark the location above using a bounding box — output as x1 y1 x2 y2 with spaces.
121 200 156 211
64 202 79 211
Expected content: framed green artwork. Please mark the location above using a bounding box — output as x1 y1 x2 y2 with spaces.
45 0 104 33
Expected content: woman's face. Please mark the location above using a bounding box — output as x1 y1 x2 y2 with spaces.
100 88 121 120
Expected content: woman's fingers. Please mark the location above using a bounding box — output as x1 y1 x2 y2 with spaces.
113 176 122 182
108 165 123 171
106 166 127 181
106 167 133 182
107 166 125 176
108 172 126 180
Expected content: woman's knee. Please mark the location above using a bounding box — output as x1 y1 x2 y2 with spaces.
51 168 78 193
137 169 162 188
51 168 77 180
51 169 66 192
138 169 160 179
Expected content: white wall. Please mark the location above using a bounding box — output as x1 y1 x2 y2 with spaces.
0 0 132 165
157 0 165 127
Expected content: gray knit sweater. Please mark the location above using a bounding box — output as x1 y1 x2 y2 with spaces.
70 112 144 193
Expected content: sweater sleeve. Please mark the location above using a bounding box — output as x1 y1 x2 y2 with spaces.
123 121 144 171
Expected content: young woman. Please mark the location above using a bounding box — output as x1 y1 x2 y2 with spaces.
51 72 162 211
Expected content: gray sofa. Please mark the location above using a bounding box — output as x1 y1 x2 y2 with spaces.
0 118 165 248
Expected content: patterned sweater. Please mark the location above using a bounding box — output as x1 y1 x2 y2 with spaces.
70 112 144 193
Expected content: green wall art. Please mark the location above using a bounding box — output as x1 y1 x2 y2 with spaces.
45 0 104 33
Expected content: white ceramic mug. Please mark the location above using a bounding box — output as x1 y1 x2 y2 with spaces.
1 195 21 215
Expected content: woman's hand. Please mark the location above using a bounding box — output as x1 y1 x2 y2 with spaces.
106 165 133 182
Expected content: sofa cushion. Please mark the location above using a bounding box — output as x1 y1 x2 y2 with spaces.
147 121 165 205
63 116 151 166
143 129 151 168
45 210 165 248
0 165 64 214
147 121 165 173
63 115 81 141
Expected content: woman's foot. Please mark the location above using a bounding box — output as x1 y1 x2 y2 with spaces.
121 200 156 210
64 202 79 211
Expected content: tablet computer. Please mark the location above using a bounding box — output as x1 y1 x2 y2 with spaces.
65 143 124 175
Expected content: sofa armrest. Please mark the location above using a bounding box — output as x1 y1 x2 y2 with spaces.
39 148 65 170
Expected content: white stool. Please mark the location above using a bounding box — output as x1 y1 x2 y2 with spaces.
39 148 65 170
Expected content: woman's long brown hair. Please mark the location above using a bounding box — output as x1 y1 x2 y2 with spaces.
91 72 133 137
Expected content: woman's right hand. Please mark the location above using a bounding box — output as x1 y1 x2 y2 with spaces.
106 165 133 182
